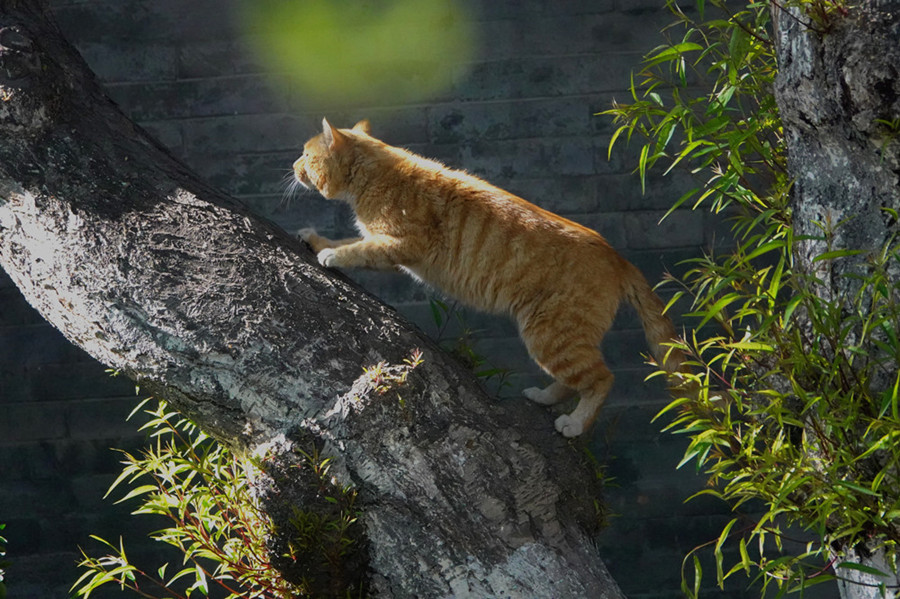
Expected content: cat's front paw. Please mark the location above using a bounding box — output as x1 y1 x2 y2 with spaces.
296 227 317 242
317 248 338 268
554 413 585 438
523 387 555 406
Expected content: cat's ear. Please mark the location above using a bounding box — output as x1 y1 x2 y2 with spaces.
352 119 371 135
321 117 347 151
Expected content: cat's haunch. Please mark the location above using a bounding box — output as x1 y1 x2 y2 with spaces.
294 118 684 437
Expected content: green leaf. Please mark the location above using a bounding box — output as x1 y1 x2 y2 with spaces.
745 239 784 262
738 537 751 574
646 42 704 68
834 480 881 497
835 561 891 578
726 340 773 352
714 518 738 586
812 249 867 262
697 292 740 329
652 395 693 422
692 554 703 598
638 143 651 194
608 124 631 159
782 294 803 325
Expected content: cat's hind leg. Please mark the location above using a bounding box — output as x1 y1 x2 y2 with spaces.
551 352 614 438
523 381 575 406
554 380 613 437
528 342 614 438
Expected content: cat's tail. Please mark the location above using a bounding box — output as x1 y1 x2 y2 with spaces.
622 262 686 378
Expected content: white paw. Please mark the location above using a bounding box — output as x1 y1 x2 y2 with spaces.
296 227 317 242
523 387 553 406
317 248 337 267
554 414 584 438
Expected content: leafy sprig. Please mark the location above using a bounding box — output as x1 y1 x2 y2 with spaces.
72 399 357 598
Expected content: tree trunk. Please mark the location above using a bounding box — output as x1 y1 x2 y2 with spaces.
773 2 900 597
0 1 623 596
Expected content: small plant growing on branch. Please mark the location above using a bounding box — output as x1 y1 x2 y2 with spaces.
72 399 363 598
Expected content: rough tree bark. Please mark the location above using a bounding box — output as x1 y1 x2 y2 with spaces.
773 2 900 597
0 1 624 597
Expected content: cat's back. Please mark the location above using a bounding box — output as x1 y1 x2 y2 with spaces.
408 166 626 315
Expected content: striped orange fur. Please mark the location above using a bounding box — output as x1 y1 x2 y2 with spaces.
294 118 683 437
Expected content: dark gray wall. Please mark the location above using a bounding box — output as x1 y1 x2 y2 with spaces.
0 0 793 597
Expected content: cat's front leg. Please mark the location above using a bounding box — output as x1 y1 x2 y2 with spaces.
316 235 414 271
296 228 362 253
523 381 575 405
316 248 339 268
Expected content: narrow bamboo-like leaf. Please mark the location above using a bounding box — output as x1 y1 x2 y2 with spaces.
608 124 630 159
745 239 784 262
726 340 773 352
693 554 702 598
714 518 737 586
812 249 866 262
652 396 693 422
739 537 751 573
113 484 159 505
782 294 803 325
126 396 154 422
638 144 650 195
834 480 881 497
835 561 891 577
646 42 704 67
697 293 739 329
677 442 711 469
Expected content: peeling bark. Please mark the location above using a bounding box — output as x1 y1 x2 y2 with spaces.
0 1 623 596
773 3 900 596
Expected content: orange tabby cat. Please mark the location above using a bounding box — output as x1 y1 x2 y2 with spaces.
294 118 683 437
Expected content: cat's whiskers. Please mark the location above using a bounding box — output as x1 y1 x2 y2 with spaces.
280 170 306 208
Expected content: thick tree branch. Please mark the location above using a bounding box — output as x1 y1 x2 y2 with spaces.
0 1 622 596
773 3 900 596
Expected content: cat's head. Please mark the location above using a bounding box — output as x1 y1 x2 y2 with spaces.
293 118 372 200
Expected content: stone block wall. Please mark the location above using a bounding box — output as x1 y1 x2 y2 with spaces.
0 0 828 597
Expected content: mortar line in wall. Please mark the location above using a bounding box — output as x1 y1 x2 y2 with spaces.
99 49 647 86
229 140 607 154
1 395 139 408
104 73 642 103
174 136 622 162
128 94 633 124
138 89 651 125
188 132 607 147
427 91 626 107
